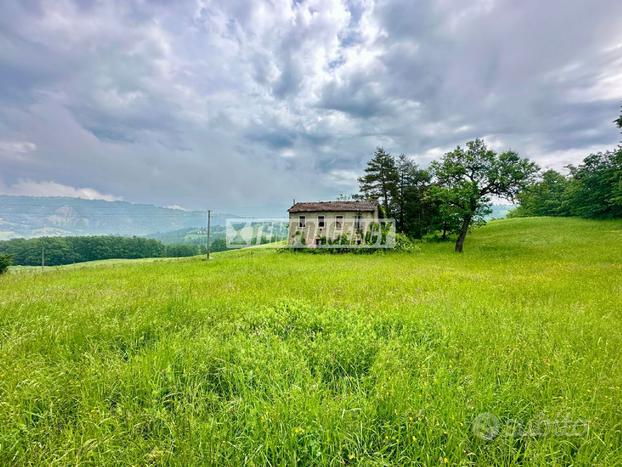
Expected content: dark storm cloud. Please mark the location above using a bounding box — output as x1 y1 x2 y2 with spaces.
0 0 620 213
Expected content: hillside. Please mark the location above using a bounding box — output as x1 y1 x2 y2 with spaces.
0 195 232 239
0 217 621 464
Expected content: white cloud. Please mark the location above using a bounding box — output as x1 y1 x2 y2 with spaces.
326 169 360 187
0 180 122 201
0 141 37 159
165 204 188 211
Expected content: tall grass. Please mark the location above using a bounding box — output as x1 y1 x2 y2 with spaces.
0 217 620 464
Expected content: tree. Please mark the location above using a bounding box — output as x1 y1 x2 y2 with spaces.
0 254 11 275
566 148 622 218
431 139 538 253
426 186 465 240
395 154 435 237
358 147 399 218
513 169 570 217
165 244 200 257
615 107 622 130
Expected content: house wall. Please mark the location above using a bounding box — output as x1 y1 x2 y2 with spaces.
287 209 379 247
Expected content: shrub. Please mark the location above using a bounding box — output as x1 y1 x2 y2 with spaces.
394 233 420 252
0 254 12 275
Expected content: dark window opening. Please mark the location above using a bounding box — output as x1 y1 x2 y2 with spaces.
355 214 362 230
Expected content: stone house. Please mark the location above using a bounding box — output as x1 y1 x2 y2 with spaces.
287 200 380 247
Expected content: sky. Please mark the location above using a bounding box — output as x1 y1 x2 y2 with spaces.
0 0 621 215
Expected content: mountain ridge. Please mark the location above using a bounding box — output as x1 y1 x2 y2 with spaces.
0 195 234 239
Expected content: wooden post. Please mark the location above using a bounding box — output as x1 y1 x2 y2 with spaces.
206 209 211 260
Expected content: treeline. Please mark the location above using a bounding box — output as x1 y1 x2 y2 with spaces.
511 149 622 218
0 236 202 267
515 109 622 219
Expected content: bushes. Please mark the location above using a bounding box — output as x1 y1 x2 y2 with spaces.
0 254 11 275
394 233 420 252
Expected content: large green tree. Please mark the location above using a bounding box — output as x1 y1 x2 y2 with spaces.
358 147 399 218
431 139 538 253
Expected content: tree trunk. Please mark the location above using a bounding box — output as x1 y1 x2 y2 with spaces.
454 215 472 253
381 178 389 219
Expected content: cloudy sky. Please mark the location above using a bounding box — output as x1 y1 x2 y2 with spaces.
1 0 621 214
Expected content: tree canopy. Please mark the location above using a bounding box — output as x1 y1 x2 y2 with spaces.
357 139 538 251
358 147 399 218
512 169 570 217
0 236 201 266
358 150 439 237
0 254 11 275
513 147 622 219
430 139 538 252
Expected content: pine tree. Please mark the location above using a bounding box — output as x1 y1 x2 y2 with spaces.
396 154 434 236
358 147 399 218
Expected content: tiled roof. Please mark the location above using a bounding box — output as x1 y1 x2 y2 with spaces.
288 200 378 213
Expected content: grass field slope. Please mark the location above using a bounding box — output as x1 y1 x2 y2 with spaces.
0 217 621 465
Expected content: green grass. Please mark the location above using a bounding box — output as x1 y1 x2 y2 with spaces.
0 217 621 465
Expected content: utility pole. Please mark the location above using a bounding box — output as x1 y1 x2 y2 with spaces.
206 209 211 260
41 243 45 269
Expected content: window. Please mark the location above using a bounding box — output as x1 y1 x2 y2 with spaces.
335 215 343 229
299 216 305 228
355 214 362 230
318 215 325 228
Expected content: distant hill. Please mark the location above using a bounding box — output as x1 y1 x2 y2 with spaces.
0 196 233 239
487 204 515 220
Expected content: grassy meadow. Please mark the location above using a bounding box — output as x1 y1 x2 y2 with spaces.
0 217 621 465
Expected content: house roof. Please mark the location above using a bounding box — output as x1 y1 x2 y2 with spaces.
288 200 378 213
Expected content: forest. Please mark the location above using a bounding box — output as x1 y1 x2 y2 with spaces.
0 236 200 267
